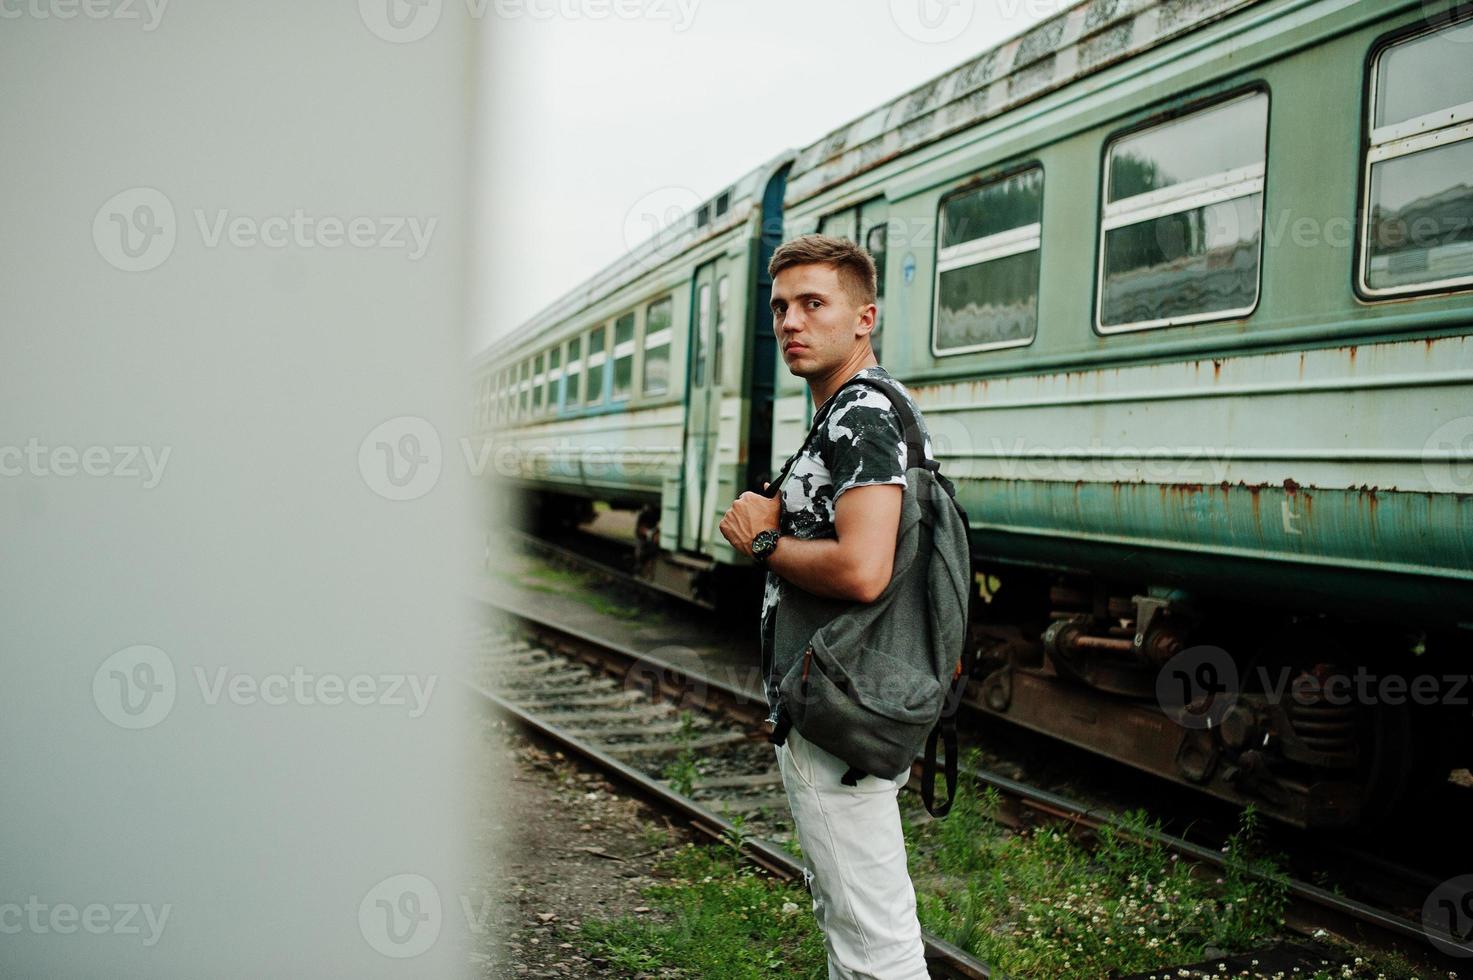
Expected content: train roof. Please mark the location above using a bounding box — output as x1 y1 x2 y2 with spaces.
477 0 1268 367
783 0 1265 207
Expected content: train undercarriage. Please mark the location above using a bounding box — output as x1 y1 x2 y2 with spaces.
968 567 1470 829
509 488 1469 830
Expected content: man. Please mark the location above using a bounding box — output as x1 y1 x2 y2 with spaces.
718 233 933 980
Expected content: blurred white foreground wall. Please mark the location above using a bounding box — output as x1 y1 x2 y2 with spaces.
0 3 485 977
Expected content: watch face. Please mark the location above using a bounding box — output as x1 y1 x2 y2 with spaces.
752 530 777 558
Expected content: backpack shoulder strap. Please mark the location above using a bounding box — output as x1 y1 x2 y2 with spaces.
760 376 862 499
841 376 931 476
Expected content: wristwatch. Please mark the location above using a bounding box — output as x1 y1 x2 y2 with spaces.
750 528 781 567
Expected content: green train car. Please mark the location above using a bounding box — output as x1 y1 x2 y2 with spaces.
475 0 1473 827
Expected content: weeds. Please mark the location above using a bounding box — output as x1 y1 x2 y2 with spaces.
663 711 700 797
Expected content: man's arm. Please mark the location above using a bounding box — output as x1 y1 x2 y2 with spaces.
765 483 902 603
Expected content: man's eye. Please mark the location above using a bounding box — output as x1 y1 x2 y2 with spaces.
808 300 822 310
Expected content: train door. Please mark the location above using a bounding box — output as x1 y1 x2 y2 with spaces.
677 257 726 553
859 199 889 363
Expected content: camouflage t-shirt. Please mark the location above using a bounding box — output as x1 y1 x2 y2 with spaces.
758 365 933 716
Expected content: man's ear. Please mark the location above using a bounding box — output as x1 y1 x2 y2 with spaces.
854 303 878 338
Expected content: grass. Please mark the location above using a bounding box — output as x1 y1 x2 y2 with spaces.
572 751 1445 979
579 843 828 979
903 750 1442 979
494 561 658 621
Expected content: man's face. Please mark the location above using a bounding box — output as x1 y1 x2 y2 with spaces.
770 262 875 379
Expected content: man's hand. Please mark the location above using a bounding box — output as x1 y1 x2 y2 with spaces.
719 482 780 558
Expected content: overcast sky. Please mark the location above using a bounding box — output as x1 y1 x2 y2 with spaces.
472 0 1072 354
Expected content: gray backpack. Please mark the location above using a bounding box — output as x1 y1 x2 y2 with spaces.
763 375 974 817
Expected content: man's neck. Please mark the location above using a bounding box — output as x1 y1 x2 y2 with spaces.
809 349 879 413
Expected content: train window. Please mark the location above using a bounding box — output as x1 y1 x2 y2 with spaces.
532 353 544 414
1359 18 1473 297
547 347 562 412
866 223 887 362
612 312 635 401
818 208 858 243
518 360 529 417
713 276 729 386
586 325 607 404
643 296 672 397
934 166 1043 354
565 337 582 407
1097 92 1267 332
693 283 711 385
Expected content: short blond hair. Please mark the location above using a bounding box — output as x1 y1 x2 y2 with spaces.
768 233 877 307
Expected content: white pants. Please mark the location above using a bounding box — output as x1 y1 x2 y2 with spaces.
774 727 930 980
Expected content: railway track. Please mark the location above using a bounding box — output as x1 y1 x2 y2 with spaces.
468 605 991 978
469 600 1472 978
